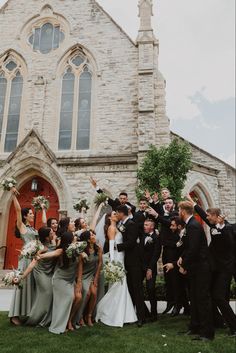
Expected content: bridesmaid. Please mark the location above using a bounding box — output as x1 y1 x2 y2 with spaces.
25 227 57 327
76 230 103 327
39 219 82 334
8 187 46 326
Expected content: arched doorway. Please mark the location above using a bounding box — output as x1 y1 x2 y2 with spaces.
4 176 59 269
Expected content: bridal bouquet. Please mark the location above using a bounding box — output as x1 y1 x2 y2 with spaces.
2 269 23 287
103 261 126 284
20 240 44 259
32 195 50 211
66 241 88 258
1 177 17 191
73 199 90 213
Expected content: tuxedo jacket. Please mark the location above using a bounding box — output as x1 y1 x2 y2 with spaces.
139 232 161 273
158 210 179 248
181 216 209 274
133 210 149 235
117 219 141 268
149 200 165 216
194 204 235 273
97 188 136 214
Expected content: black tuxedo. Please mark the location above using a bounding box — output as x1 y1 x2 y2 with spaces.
117 219 145 321
149 200 165 216
139 231 161 317
96 188 136 214
194 205 236 333
158 210 179 306
133 210 149 234
182 216 214 339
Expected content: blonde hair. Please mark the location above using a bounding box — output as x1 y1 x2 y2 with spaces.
178 201 194 215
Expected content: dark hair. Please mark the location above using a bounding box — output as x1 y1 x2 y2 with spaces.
104 213 112 241
75 217 84 231
206 208 221 217
47 218 58 228
59 231 74 268
80 230 99 256
116 205 129 216
144 218 155 226
15 208 32 238
119 192 128 197
170 216 185 228
38 227 51 244
57 217 70 238
139 197 148 202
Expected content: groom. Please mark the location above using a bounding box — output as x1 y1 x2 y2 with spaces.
116 205 146 327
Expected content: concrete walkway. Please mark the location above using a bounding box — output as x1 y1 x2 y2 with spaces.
0 289 235 314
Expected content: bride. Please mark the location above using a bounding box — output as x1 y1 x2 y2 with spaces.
95 211 137 327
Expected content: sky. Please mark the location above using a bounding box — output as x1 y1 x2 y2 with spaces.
0 0 235 167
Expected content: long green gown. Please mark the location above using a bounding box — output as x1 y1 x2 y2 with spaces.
26 244 56 327
76 252 99 322
9 226 38 318
49 257 78 334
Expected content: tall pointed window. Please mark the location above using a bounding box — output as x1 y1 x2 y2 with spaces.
0 57 24 152
58 54 92 150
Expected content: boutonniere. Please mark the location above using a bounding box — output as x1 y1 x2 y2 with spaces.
118 224 126 233
211 228 222 236
176 240 183 248
145 236 153 245
181 229 187 238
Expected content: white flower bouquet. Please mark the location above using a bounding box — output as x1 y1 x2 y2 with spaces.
2 269 23 287
103 261 126 284
20 240 44 259
1 177 17 191
66 241 88 258
32 195 50 211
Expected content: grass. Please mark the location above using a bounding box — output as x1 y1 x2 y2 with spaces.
0 312 235 353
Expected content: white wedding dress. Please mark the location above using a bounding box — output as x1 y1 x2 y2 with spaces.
95 231 137 327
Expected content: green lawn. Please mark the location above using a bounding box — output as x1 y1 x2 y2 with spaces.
0 312 235 353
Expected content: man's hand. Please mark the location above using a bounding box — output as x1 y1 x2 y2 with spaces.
186 194 194 205
177 257 182 267
144 190 151 201
146 269 152 280
90 177 97 188
179 267 187 275
163 263 174 273
152 192 159 203
147 207 158 218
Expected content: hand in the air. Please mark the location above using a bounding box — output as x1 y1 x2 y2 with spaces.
90 177 97 188
163 263 174 273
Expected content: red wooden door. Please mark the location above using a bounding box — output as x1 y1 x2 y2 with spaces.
4 177 59 269
190 191 204 226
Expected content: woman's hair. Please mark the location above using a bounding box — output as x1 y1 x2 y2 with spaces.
104 213 112 241
59 231 74 268
38 227 51 244
57 217 70 238
80 230 99 256
75 217 83 231
15 208 32 238
47 218 58 228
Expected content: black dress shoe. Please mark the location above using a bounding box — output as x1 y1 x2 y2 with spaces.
162 303 174 315
170 305 181 317
191 335 214 341
150 315 158 322
228 331 236 337
137 320 145 328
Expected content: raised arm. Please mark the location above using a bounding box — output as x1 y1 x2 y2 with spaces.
39 248 62 260
11 189 25 234
186 194 211 227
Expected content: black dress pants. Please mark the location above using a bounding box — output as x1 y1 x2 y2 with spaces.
126 265 145 321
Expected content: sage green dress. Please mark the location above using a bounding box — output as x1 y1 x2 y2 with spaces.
49 257 78 334
26 244 56 327
76 252 99 322
9 226 38 318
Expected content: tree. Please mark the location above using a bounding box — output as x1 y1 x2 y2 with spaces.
136 138 192 202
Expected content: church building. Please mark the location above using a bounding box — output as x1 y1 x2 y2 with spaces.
0 0 235 269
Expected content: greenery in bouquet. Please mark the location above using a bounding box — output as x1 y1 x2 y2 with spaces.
1 177 17 191
73 199 90 213
94 193 108 207
66 241 88 258
103 260 126 284
32 195 50 211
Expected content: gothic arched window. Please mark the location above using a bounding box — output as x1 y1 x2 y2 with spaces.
0 57 24 152
28 22 65 54
58 54 92 151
